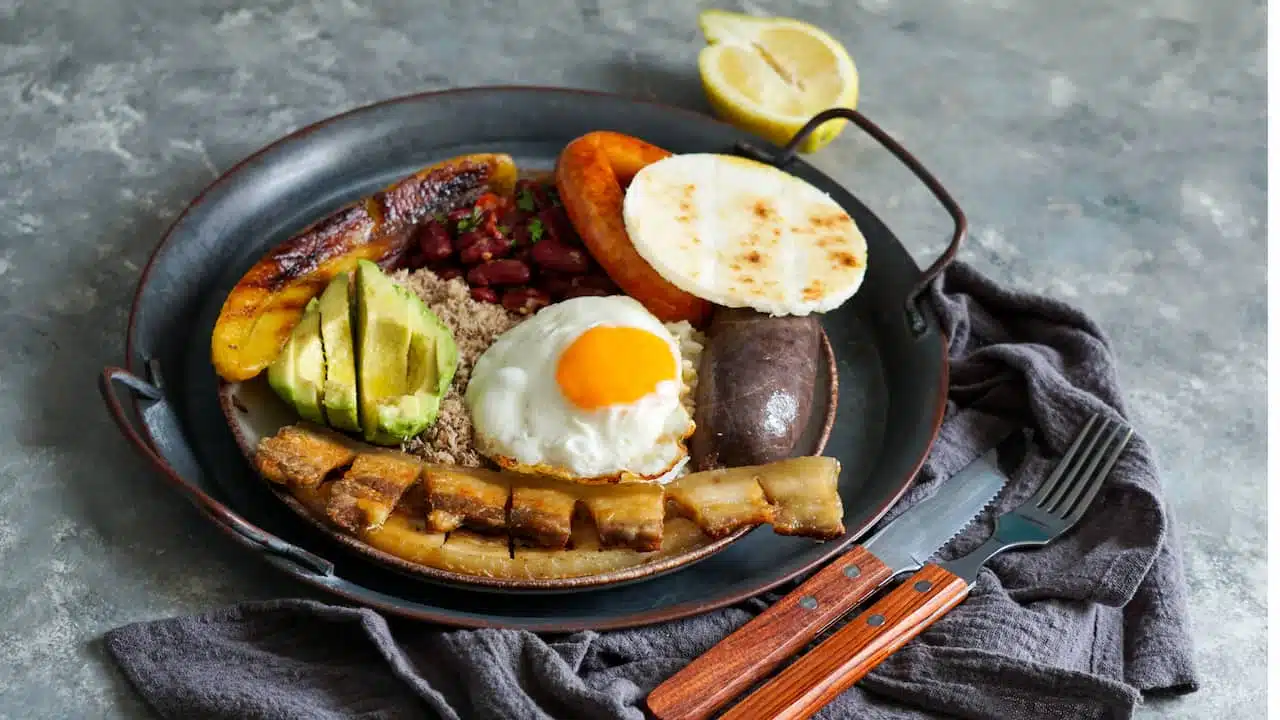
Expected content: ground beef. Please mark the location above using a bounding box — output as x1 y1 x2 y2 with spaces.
390 268 523 466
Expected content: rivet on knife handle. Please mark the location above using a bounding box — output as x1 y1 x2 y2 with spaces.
647 545 894 720
720 564 969 720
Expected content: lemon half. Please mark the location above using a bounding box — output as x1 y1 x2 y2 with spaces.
697 9 859 153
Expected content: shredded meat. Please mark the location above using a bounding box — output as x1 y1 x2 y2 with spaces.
390 268 523 466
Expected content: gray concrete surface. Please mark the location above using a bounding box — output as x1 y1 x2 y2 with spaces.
0 0 1264 717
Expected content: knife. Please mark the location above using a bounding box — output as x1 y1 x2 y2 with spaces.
720 415 1133 720
646 450 1006 720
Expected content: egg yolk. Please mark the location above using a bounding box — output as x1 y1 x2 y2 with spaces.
555 326 677 410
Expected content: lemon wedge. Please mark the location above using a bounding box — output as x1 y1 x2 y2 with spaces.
697 9 859 153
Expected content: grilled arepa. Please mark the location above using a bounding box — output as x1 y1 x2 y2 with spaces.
622 153 868 316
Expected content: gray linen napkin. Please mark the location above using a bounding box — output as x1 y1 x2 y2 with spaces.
105 261 1198 720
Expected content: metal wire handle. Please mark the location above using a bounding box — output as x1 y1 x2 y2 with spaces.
99 365 335 577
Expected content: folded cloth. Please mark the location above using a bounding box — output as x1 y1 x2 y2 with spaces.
105 261 1198 720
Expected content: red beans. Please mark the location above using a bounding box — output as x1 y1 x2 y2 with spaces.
531 240 590 274
467 259 532 286
502 287 552 315
455 229 485 253
562 286 611 299
560 274 618 299
459 235 513 265
433 264 464 282
469 286 500 303
538 272 573 299
447 207 474 228
401 251 428 271
399 180 616 308
537 207 573 244
570 273 617 292
510 245 533 264
417 221 453 262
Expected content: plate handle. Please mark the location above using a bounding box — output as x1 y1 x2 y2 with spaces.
98 365 336 578
735 107 967 337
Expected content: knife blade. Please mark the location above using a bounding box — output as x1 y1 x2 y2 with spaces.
646 450 1006 720
858 449 1006 573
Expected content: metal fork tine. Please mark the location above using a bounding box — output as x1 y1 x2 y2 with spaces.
1039 416 1109 511
1029 414 1099 506
1061 426 1133 527
1048 420 1122 517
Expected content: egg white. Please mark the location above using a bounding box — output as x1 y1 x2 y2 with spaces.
464 295 695 483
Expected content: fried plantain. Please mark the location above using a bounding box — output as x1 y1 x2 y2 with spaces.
212 153 517 382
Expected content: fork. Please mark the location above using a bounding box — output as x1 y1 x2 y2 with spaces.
720 413 1134 720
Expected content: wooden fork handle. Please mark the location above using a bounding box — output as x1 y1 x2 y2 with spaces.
647 546 895 720
720 564 970 720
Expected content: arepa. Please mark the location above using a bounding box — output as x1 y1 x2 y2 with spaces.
622 153 868 316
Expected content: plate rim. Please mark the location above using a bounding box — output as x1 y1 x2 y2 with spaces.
120 85 950 630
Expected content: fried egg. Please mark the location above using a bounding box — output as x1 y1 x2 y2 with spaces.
464 296 697 484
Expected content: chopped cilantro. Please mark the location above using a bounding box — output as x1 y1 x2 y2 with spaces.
516 189 536 212
433 211 446 223
527 218 545 243
455 206 484 232
498 224 510 235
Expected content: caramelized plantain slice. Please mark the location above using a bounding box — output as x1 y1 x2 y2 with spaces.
255 422 357 488
422 465 510 534
579 483 665 551
666 465 774 538
756 456 845 539
509 477 578 549
212 153 518 382
437 530 514 578
326 450 423 532
360 510 446 566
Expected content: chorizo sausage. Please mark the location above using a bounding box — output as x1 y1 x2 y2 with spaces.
554 132 712 326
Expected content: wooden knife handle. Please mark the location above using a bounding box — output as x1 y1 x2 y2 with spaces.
719 564 969 720
647 545 894 720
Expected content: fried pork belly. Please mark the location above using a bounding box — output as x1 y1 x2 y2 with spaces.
757 456 845 539
422 465 510 534
579 483 665 552
325 450 423 532
254 423 356 488
665 465 774 538
509 479 578 549
254 425 846 574
666 457 845 539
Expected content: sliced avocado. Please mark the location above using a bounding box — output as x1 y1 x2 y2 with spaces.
355 261 412 444
353 260 459 445
399 281 459 433
267 298 327 424
317 273 361 432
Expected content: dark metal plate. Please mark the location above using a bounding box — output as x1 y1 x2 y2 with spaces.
116 86 950 631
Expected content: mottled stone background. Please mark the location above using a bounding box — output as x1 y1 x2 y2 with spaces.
0 0 1264 717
